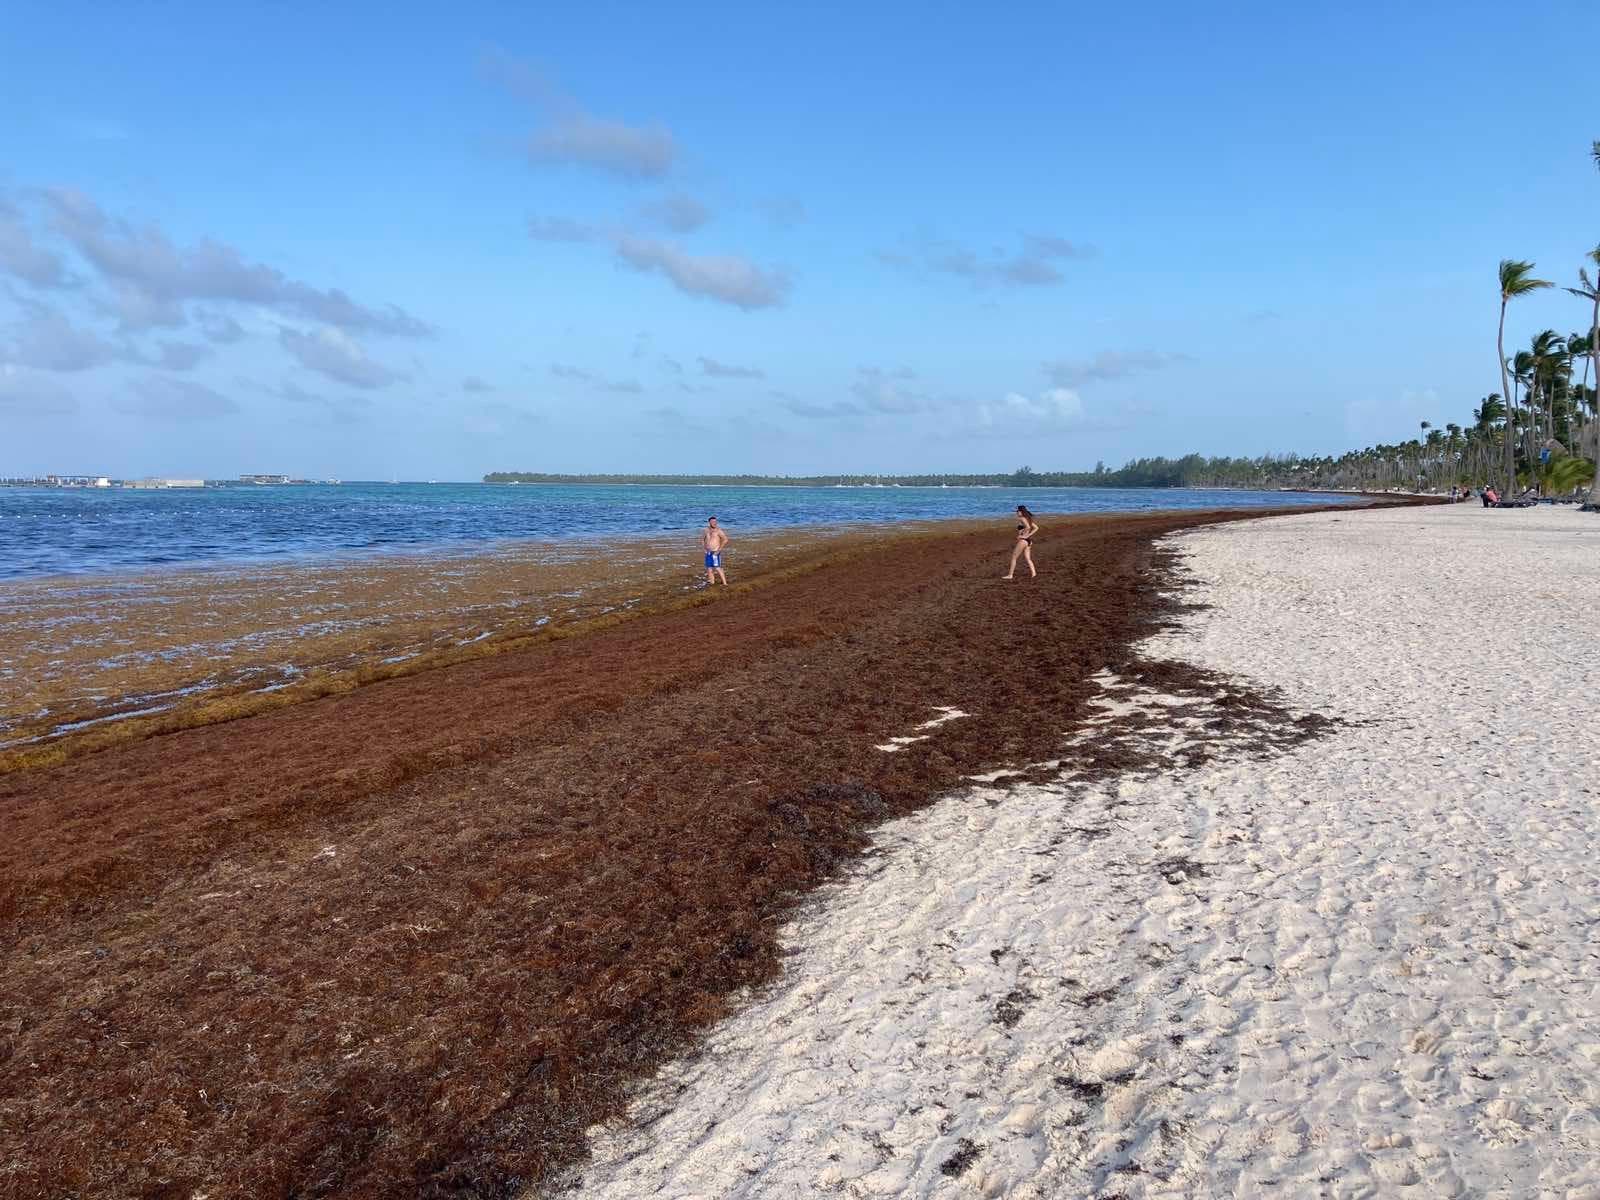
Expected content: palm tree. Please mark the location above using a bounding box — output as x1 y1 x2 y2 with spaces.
1498 260 1553 493
1528 330 1566 467
1571 331 1593 396
1566 247 1600 503
1509 350 1536 468
1540 452 1595 496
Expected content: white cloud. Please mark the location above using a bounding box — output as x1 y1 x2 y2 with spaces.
197 311 248 343
279 326 406 389
0 197 68 287
976 387 1086 429
269 378 372 424
1042 350 1189 387
530 114 676 179
851 366 928 414
699 356 764 379
526 215 598 243
6 306 126 371
44 187 430 336
643 193 712 233
615 235 789 310
153 341 213 371
878 232 1094 288
488 54 677 181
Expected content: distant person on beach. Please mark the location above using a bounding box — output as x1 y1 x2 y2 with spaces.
701 516 729 586
1004 505 1039 579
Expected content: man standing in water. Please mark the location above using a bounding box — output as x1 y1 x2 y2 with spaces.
700 516 729 586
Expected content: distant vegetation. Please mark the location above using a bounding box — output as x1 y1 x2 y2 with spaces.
483 403 1593 495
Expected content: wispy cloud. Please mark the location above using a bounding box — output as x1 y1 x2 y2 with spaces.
152 341 213 372
637 404 709 434
526 214 599 243
487 53 677 180
755 196 806 230
615 235 789 310
850 366 929 414
698 355 764 379
115 374 238 420
974 387 1085 430
781 397 864 420
462 375 496 394
196 310 247 344
0 196 68 288
5 305 126 371
1041 350 1189 387
527 220 788 312
878 232 1094 288
268 378 373 424
279 326 406 389
44 187 431 336
530 114 676 180
549 362 641 393
778 370 1115 438
642 193 712 233
778 367 934 421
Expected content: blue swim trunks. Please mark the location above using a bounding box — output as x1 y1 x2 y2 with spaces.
705 551 721 569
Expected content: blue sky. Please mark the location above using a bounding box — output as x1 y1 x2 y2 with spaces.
1 0 1595 479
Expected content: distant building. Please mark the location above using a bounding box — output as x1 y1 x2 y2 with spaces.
240 474 292 485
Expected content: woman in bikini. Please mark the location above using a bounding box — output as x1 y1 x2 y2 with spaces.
1004 505 1039 579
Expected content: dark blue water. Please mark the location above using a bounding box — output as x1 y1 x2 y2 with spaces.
0 483 1355 580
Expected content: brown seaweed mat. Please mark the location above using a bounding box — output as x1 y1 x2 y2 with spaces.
0 506 1381 1198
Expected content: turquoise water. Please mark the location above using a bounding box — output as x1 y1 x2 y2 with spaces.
0 482 1354 580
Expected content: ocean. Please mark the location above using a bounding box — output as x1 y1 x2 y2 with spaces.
0 482 1356 580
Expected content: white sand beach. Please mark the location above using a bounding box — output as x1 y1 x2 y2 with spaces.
555 503 1600 1199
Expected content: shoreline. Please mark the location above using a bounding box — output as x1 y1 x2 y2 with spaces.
0 520 972 767
0 500 1384 770
0 484 1366 585
0 502 1396 1197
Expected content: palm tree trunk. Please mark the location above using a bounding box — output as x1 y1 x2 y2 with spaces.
1590 293 1600 507
1499 301 1513 495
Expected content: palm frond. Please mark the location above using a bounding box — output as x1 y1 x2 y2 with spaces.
1499 258 1552 298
